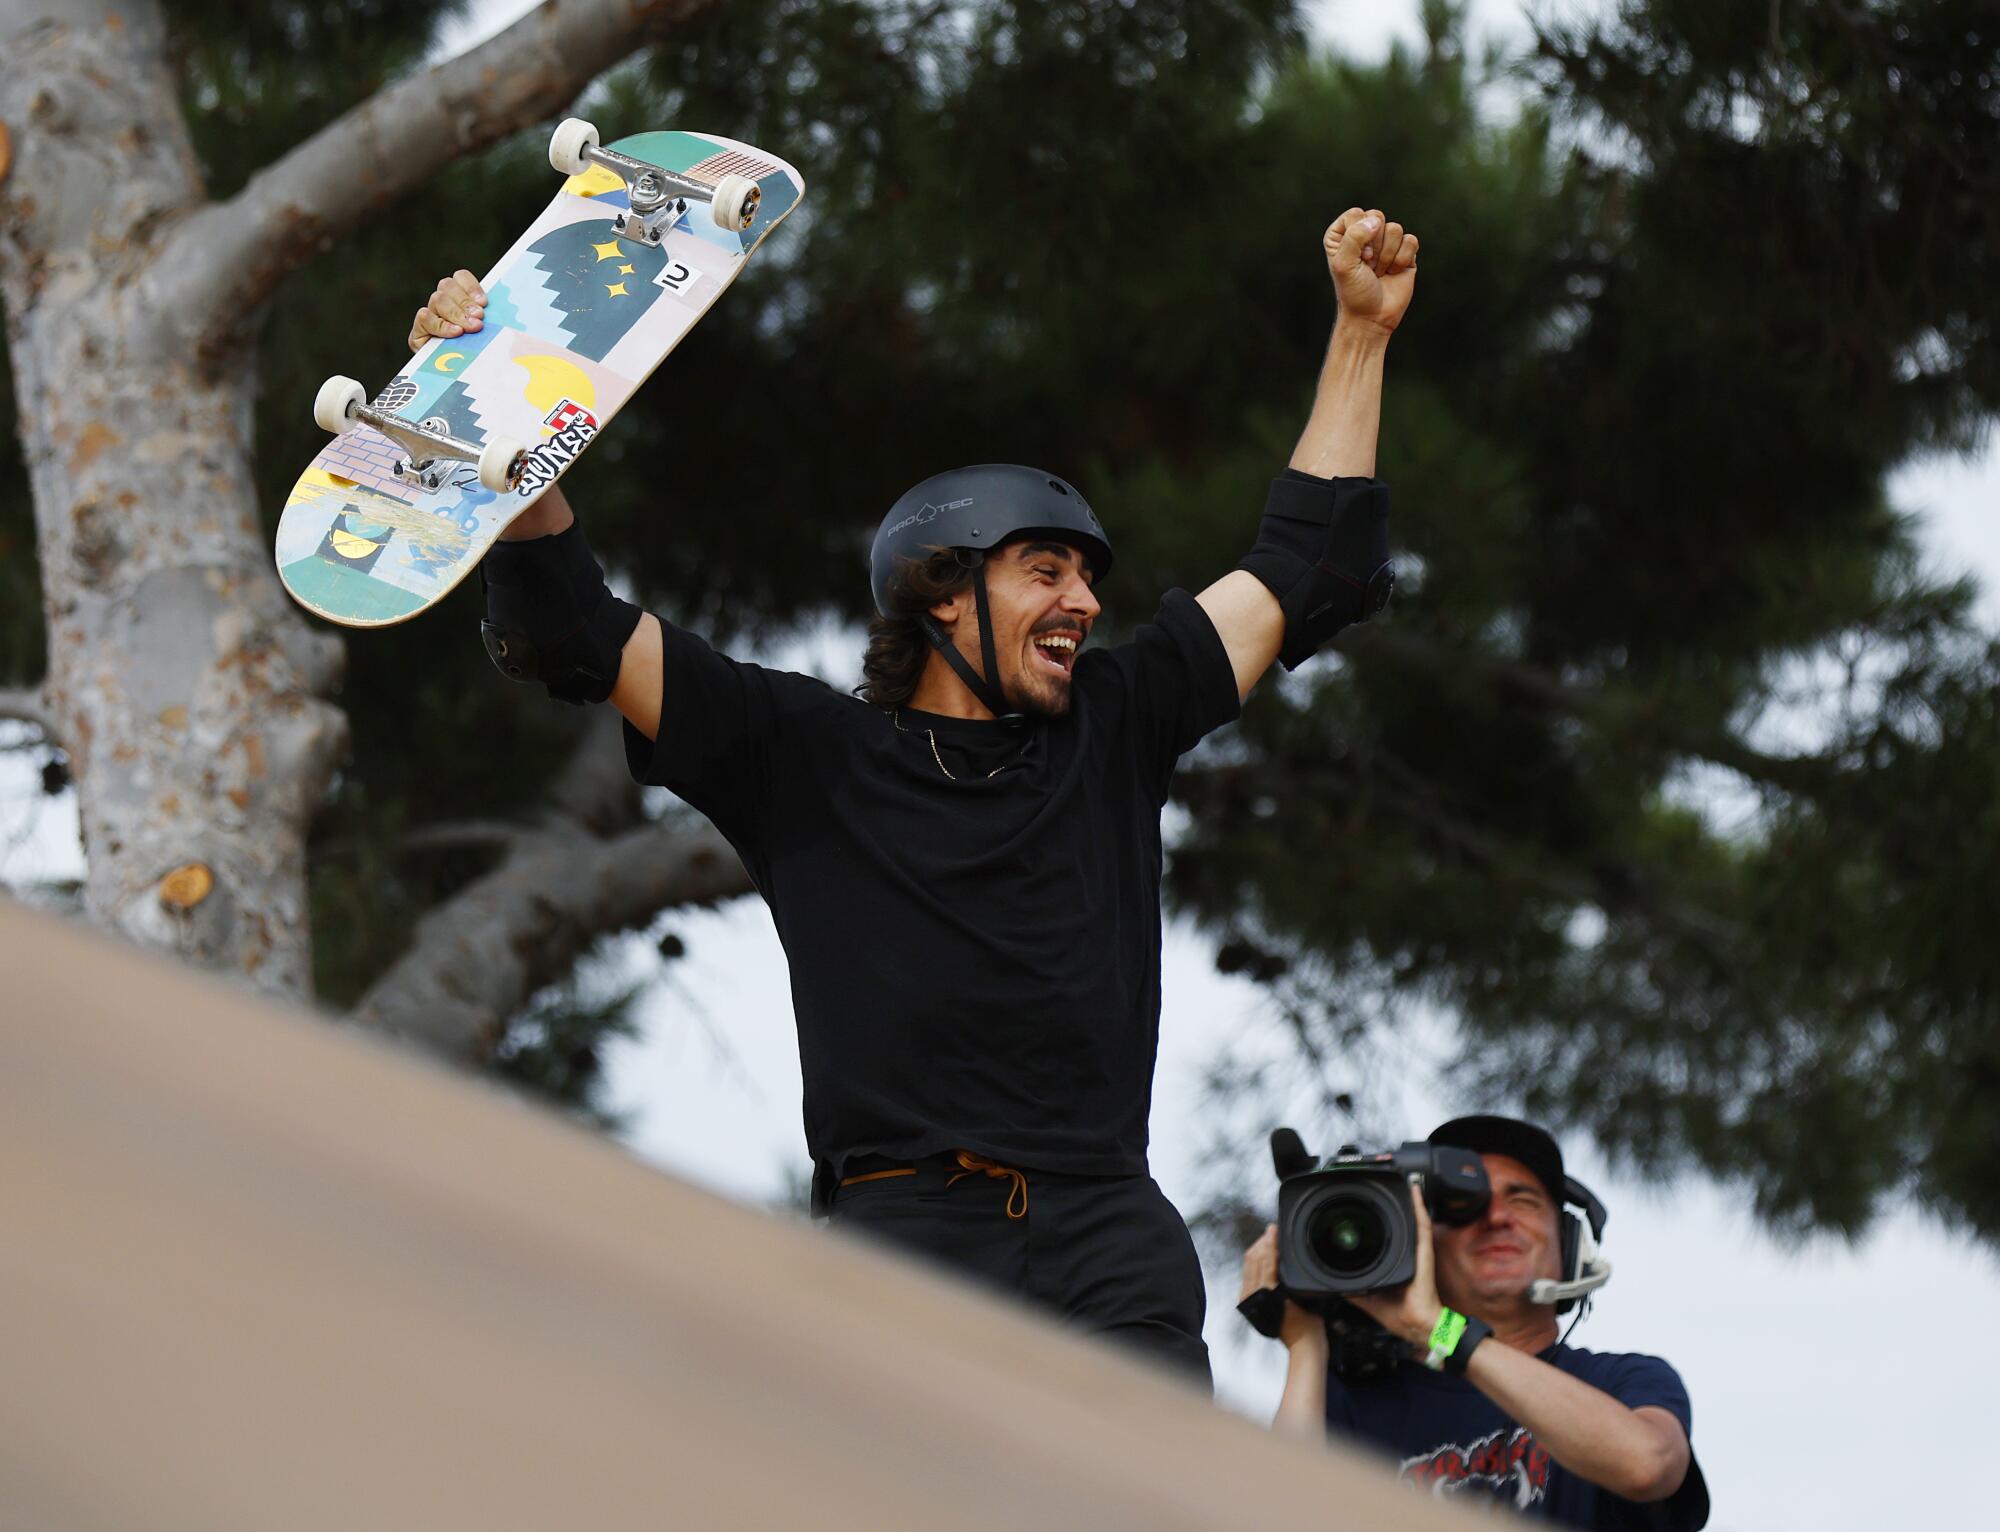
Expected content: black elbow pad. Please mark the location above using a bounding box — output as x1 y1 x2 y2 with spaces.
479 521 643 706
1236 473 1394 670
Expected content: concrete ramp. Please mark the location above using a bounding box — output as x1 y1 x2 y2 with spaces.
0 896 1469 1530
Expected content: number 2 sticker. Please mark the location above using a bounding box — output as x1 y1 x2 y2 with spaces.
653 256 705 296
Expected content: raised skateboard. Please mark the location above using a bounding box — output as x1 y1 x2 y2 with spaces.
274 121 804 626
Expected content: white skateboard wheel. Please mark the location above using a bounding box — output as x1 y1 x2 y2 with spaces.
549 118 599 177
710 174 760 232
478 437 524 494
313 375 365 435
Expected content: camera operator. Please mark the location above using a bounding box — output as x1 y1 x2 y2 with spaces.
1239 1116 1708 1529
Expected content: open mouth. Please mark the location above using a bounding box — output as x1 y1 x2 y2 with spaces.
1031 632 1080 677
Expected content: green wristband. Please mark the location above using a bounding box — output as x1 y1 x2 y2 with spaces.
1424 1307 1469 1371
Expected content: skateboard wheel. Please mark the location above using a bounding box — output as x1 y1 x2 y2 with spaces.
549 118 599 177
478 436 525 494
313 375 365 435
710 174 760 233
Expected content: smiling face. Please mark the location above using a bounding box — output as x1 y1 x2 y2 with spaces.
929 536 1101 718
1432 1153 1563 1317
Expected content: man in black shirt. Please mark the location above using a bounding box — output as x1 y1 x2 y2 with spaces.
413 206 1418 1384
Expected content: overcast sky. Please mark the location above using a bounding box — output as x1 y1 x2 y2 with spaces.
7 3 1992 1529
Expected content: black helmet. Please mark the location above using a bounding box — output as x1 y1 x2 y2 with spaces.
869 464 1113 617
866 464 1113 725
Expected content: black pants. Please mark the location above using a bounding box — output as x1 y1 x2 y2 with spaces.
823 1153 1211 1390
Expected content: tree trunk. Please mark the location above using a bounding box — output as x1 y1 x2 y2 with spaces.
1 0 346 990
2 0 721 1001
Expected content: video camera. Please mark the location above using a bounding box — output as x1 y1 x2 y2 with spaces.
1270 1128 1491 1301
1236 1127 1491 1378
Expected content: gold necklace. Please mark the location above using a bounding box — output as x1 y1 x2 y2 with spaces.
892 710 1024 781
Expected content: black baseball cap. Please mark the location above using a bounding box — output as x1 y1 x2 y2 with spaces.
1429 1115 1565 1205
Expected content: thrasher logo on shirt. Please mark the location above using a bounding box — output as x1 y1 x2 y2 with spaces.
1402 1426 1553 1511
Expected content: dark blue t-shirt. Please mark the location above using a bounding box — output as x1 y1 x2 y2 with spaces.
1324 1344 1709 1530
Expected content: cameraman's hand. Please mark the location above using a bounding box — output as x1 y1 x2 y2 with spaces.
1240 1224 1325 1352
1347 1175 1445 1351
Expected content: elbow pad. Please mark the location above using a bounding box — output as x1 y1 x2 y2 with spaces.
1235 473 1394 670
479 521 643 706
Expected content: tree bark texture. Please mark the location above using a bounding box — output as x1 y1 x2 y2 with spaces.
0 0 722 998
1 0 348 987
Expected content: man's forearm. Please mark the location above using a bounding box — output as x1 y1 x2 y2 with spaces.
1272 1332 1331 1441
1288 319 1389 479
1461 1342 1690 1502
609 613 664 741
500 482 577 541
1199 321 1393 692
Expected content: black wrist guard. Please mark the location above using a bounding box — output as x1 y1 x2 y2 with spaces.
1236 1287 1290 1340
1235 472 1394 670
479 521 643 706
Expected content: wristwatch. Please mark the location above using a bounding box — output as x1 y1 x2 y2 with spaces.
1443 1316 1493 1376
1423 1307 1493 1375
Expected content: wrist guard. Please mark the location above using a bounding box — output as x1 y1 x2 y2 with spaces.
479 521 643 706
1237 1287 1290 1340
1236 473 1394 670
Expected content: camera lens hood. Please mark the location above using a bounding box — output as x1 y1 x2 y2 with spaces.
1276 1164 1419 1299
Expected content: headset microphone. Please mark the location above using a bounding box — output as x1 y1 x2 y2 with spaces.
1528 1258 1612 1307
1529 1172 1611 1312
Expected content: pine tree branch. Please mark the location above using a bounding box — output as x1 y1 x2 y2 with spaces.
1179 744 1746 969
1342 625 1839 796
1362 753 1747 959
144 0 725 365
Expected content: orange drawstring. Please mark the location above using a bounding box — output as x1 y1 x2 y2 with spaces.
838 1166 917 1188
950 1151 1029 1219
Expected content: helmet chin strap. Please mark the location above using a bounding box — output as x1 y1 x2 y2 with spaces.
919 556 1027 725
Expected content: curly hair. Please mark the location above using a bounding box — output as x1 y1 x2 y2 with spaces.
857 549 976 708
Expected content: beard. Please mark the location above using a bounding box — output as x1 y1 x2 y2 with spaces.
1002 624 1084 719
1004 666 1074 719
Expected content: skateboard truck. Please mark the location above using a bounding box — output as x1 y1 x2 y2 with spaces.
618 173 688 249
312 376 525 495
548 117 761 246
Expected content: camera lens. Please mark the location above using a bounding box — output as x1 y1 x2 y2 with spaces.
1307 1194 1387 1276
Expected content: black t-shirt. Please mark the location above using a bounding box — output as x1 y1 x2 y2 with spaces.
623 588 1241 1176
1325 1345 1711 1531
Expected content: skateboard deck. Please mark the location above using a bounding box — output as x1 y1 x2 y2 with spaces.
275 128 804 627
